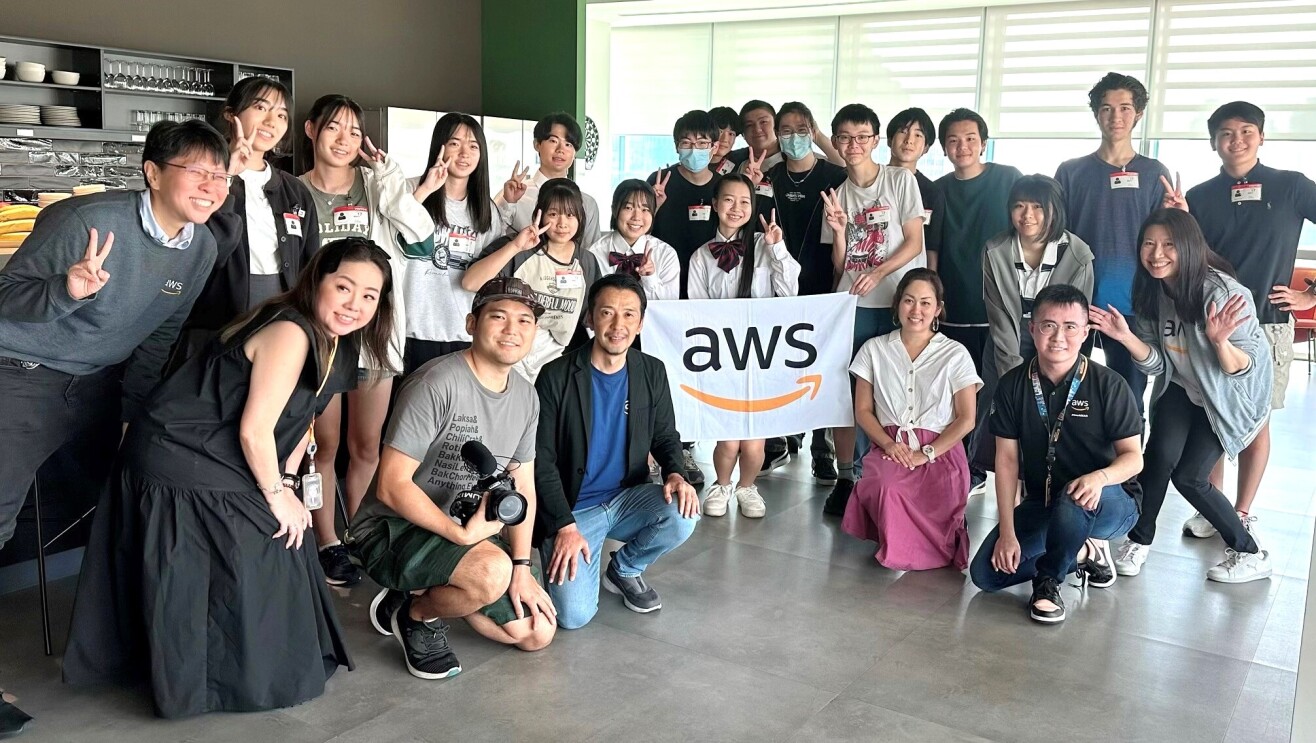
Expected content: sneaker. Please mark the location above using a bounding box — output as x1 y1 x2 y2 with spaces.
1206 548 1273 584
786 435 802 458
1240 512 1259 538
1114 539 1150 576
1182 511 1218 539
319 544 362 586
703 483 733 517
369 587 407 636
682 448 706 486
812 457 838 485
390 597 461 680
968 471 988 496
603 552 662 612
1073 539 1116 588
822 478 854 516
735 484 766 518
1029 576 1066 623
760 448 790 473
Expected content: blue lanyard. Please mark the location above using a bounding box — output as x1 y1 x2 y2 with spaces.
1029 355 1087 505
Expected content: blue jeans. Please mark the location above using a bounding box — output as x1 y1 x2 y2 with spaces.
970 485 1138 590
539 484 697 629
850 307 895 477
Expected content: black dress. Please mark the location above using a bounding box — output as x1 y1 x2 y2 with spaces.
64 305 352 718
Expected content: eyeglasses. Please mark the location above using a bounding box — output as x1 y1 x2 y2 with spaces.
677 139 713 150
160 162 233 186
778 128 811 137
834 134 875 146
1033 320 1088 337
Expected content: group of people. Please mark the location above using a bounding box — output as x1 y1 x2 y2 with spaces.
0 68 1312 732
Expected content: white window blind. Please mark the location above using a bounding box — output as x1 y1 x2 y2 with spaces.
609 25 712 135
1149 0 1316 138
709 19 838 122
835 11 982 130
979 2 1153 138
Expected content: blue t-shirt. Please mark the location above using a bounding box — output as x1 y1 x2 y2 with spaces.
575 365 630 511
1055 153 1170 315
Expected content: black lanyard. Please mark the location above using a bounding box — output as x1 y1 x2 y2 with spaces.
1029 356 1087 505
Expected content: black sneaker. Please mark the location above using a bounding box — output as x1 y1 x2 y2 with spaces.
682 448 706 486
390 597 462 680
1029 576 1066 624
370 587 407 636
603 552 662 613
760 446 790 473
823 478 854 516
1073 539 1116 589
786 435 802 458
812 457 838 485
319 544 362 586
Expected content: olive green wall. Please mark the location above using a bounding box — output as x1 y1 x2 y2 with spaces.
481 0 586 121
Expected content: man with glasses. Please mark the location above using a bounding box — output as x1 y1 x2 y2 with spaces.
969 284 1143 625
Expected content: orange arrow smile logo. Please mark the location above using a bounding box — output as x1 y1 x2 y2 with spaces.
680 374 822 413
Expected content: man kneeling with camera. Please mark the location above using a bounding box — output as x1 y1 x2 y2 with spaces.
350 277 557 680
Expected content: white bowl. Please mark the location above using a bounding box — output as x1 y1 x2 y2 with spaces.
51 71 79 86
16 61 44 71
16 68 45 83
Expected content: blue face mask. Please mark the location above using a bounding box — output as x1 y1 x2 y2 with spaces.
780 133 813 161
678 146 711 173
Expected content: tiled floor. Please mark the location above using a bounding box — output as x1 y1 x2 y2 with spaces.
2 366 1311 742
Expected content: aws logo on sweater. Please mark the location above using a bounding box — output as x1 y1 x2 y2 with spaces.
161 279 185 296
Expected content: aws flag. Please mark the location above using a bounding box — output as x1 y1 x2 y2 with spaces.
645 294 858 441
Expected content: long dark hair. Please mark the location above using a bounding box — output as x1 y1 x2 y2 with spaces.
1132 209 1236 326
219 75 293 155
221 237 397 375
533 178 586 250
300 94 365 173
424 113 492 233
714 174 759 299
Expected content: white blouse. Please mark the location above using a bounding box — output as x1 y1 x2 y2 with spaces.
849 331 982 447
238 165 279 275
687 231 800 300
588 232 681 301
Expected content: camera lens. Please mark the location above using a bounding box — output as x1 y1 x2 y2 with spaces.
493 491 527 526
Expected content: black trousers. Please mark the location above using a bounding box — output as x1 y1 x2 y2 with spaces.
0 359 121 549
765 429 834 460
941 325 990 475
1129 383 1257 552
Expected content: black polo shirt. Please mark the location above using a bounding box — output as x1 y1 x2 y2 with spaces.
766 159 847 296
1186 161 1316 325
647 166 720 298
990 356 1143 508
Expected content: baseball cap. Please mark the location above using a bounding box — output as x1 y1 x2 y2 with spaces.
472 276 545 317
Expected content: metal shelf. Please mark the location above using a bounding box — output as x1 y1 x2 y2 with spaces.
103 87 223 102
0 79 100 93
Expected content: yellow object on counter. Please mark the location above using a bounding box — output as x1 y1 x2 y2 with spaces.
0 232 30 249
0 204 41 221
0 219 35 236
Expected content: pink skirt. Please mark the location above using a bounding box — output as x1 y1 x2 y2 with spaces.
842 426 970 571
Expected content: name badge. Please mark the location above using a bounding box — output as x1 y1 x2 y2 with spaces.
688 205 711 222
1231 183 1262 202
862 205 891 226
555 270 584 290
1109 171 1139 189
755 182 774 198
448 232 473 253
715 159 735 176
922 208 933 224
283 213 302 237
332 205 369 227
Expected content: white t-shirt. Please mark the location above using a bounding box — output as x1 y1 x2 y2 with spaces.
687 231 800 300
588 232 681 301
849 331 982 446
819 166 925 309
239 165 280 275
403 197 501 342
1015 236 1061 303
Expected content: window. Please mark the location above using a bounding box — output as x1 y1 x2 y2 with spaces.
709 19 837 116
609 25 712 136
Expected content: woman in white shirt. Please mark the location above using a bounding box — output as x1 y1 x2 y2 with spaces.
692 175 800 519
588 179 680 300
843 268 981 570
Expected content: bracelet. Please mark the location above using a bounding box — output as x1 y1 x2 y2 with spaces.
257 480 283 496
1098 469 1110 484
511 558 533 567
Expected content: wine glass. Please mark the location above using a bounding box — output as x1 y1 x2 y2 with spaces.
201 68 213 96
129 63 145 91
112 61 128 89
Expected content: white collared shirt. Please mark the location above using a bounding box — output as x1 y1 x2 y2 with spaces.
1014 236 1061 303
588 232 681 301
849 331 982 445
687 230 800 300
138 190 194 249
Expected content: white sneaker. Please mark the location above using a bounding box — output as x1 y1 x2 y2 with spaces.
1206 548 1272 584
703 484 733 517
1114 540 1150 576
1240 512 1260 540
1182 511 1218 539
735 485 766 518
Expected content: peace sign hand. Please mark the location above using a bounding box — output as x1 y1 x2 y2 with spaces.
510 210 550 252
361 135 387 165
1205 294 1249 347
759 208 783 245
417 153 452 198
820 188 849 237
637 243 656 276
227 118 257 176
502 160 533 204
1160 172 1188 212
743 148 768 184
67 228 114 300
652 168 672 210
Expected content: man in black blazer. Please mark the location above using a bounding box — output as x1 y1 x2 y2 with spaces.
534 273 699 629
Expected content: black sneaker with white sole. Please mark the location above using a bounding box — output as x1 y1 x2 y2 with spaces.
812 457 838 485
319 544 362 586
603 552 662 613
1029 576 1066 624
370 587 407 636
1073 540 1116 589
390 597 461 680
822 478 853 516
682 447 706 486
760 447 790 473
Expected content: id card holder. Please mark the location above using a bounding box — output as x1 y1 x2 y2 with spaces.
863 205 890 226
755 182 775 198
715 159 735 176
1109 171 1139 189
688 204 711 221
284 213 303 237
302 472 324 510
1231 183 1262 202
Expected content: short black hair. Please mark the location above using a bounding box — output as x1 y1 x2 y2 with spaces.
739 100 776 124
775 101 818 132
886 107 936 149
534 111 583 149
709 106 741 136
1207 101 1265 138
143 119 229 178
610 179 656 231
672 110 717 145
938 108 989 146
1031 283 1090 318
1088 72 1149 114
588 272 648 317
831 103 880 137
1008 175 1068 246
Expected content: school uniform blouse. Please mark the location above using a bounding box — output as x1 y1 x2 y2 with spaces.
849 331 982 448
686 231 800 300
588 232 682 301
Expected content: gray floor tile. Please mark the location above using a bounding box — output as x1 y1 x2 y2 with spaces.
789 696 997 742
1224 663 1297 743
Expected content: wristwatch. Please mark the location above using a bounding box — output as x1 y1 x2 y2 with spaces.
281 473 301 492
922 445 936 463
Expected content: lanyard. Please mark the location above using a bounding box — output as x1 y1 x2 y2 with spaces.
304 336 340 473
1029 355 1087 505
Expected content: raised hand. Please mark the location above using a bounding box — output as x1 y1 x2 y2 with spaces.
361 135 387 165
502 160 533 204
417 153 453 197
1269 283 1316 313
1205 294 1249 346
1088 305 1133 343
510 210 550 251
743 148 768 184
67 228 114 300
637 243 656 276
652 167 672 210
820 188 848 238
759 208 783 245
227 117 258 175
1160 172 1187 212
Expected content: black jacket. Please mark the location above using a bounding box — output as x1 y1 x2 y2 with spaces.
189 168 319 332
532 345 686 546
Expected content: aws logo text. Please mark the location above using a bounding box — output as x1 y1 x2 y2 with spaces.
682 323 817 372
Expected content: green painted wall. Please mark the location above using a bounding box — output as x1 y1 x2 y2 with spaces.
481 0 586 121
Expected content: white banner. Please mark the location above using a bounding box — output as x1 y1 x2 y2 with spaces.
644 294 858 441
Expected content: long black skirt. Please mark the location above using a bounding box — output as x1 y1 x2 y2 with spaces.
64 464 352 718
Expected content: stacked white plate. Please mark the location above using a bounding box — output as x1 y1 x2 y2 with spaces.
40 105 81 127
0 104 41 125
